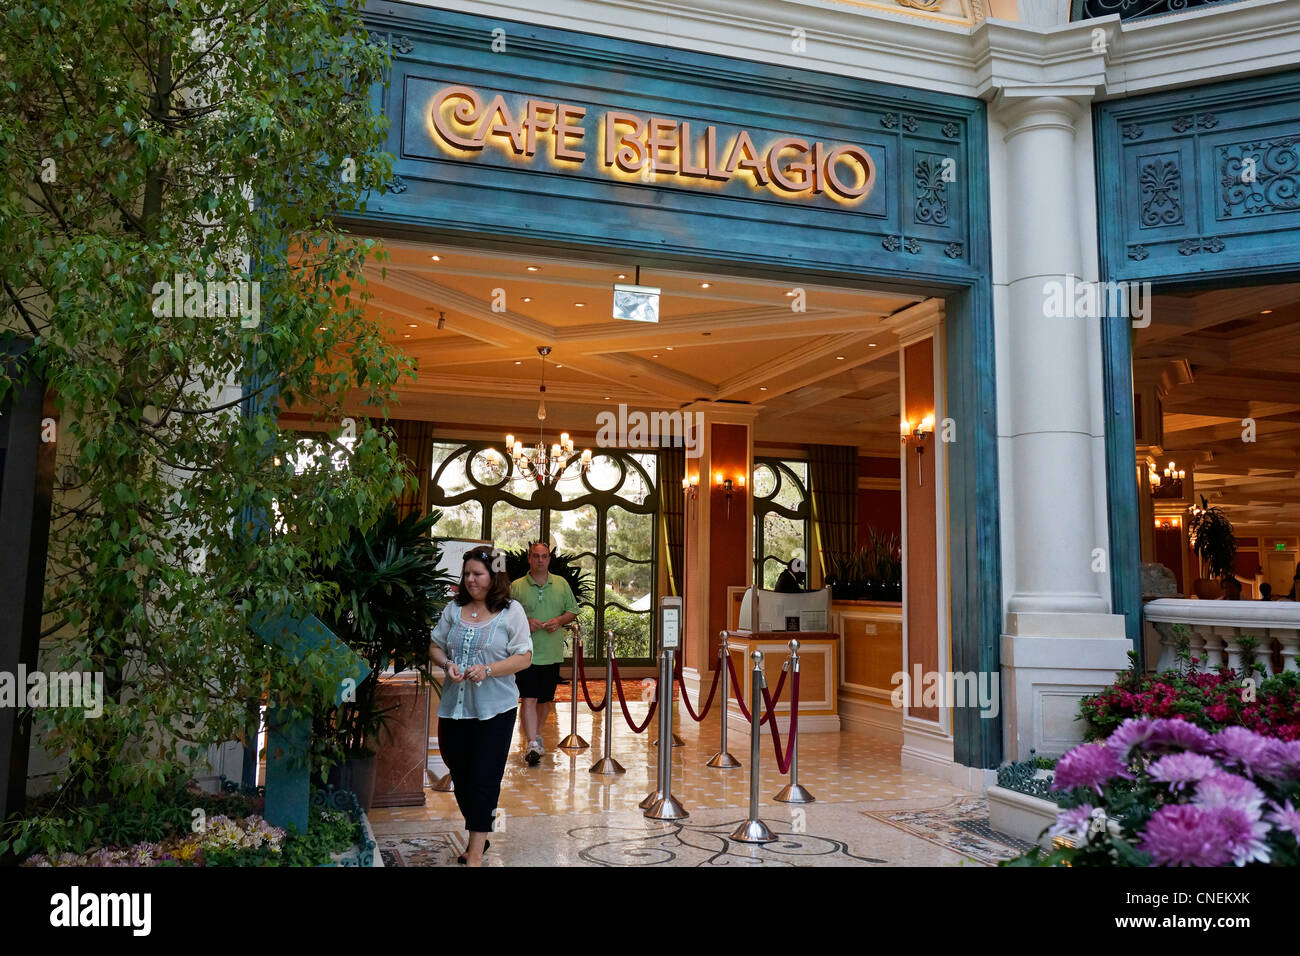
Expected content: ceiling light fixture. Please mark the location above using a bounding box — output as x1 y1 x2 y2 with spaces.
527 265 540 272
503 346 592 488
523 297 532 303
836 355 845 360
431 255 441 262
700 282 711 289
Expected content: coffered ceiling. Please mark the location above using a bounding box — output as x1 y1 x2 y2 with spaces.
356 239 926 454
1135 283 1300 535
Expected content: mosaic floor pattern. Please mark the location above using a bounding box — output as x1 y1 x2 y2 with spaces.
370 700 1024 867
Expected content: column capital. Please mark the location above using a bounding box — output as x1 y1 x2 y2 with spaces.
993 91 1089 139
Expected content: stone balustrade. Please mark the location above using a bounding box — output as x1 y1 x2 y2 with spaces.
1144 599 1300 675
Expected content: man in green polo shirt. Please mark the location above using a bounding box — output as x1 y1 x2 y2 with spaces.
510 540 579 766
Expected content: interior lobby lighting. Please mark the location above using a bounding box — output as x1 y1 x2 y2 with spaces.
869 342 877 347
836 355 845 360
504 347 592 488
760 386 768 390
575 302 585 307
430 255 441 261
527 265 540 271
700 282 711 289
1261 309 1273 314
901 414 935 487
523 297 532 302
408 323 418 328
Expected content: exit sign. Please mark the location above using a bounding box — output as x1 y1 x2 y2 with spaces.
1278 543 1288 551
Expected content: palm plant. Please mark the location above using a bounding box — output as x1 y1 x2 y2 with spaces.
502 547 594 601
1188 495 1238 583
313 507 455 765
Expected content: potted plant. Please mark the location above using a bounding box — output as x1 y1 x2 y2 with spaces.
311 507 455 809
1188 495 1237 585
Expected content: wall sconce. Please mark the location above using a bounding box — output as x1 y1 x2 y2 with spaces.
900 414 934 487
681 472 700 502
714 470 745 519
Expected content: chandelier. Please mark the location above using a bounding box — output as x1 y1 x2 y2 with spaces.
504 346 592 486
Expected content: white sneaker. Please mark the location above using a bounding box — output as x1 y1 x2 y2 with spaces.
533 736 546 755
524 741 542 766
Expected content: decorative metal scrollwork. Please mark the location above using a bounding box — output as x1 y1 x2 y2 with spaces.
1075 0 1241 22
1138 157 1183 227
914 157 950 226
1218 135 1300 218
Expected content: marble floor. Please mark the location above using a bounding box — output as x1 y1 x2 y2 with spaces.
368 700 1033 867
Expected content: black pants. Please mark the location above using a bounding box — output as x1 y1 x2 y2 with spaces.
438 708 516 833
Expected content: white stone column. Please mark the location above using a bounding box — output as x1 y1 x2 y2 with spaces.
993 93 1132 760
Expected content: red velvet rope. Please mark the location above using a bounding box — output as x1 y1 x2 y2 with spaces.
572 644 607 712
673 656 721 722
724 654 787 726
760 669 801 774
609 655 658 734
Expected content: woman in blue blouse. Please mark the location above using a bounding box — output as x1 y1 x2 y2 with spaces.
429 548 533 866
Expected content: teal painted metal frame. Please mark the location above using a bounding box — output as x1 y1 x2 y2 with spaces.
355 2 1002 768
1095 68 1300 661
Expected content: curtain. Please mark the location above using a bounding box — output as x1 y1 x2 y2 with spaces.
809 444 856 577
392 419 435 521
659 445 685 596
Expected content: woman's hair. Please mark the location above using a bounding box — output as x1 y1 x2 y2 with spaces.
456 548 512 612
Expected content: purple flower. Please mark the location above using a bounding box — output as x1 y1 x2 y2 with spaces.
1261 739 1300 780
1107 718 1158 759
1147 720 1214 753
1139 804 1234 866
1267 800 1300 840
1052 743 1130 794
1047 804 1094 846
1213 727 1277 777
1214 806 1271 866
1148 752 1219 791
1194 771 1265 816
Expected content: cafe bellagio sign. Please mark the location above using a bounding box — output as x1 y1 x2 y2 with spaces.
428 85 878 205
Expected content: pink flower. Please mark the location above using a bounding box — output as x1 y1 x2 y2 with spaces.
1213 727 1278 778
1139 804 1234 866
1052 743 1130 794
1214 806 1271 866
1107 717 1158 759
1047 804 1095 847
1194 772 1265 817
1267 800 1300 840
1148 752 1219 791
1147 720 1214 753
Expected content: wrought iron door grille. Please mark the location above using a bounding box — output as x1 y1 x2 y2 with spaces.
1073 0 1246 21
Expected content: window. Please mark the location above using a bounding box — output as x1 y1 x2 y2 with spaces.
753 457 811 590
429 441 659 663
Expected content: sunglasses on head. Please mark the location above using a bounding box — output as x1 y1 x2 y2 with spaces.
463 549 496 564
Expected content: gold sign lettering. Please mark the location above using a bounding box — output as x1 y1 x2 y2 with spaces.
428 85 876 203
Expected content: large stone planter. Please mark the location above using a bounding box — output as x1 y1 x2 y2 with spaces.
987 785 1061 849
372 671 431 808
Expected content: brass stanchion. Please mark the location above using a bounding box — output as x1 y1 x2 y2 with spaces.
558 624 589 751
644 645 688 820
589 630 625 775
706 634 740 769
730 651 775 843
774 638 814 804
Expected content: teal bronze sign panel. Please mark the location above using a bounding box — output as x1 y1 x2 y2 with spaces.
360 3 984 284
1097 69 1300 284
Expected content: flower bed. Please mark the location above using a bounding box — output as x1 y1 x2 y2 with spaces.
1005 718 1300 866
8 776 363 867
1080 661 1300 741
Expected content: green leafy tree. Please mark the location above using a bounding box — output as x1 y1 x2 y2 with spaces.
0 0 410 832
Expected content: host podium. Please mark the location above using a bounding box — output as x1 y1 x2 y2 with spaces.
723 631 840 733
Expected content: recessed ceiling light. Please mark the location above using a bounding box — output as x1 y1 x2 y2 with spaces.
652 353 659 358
403 333 411 338
868 342 877 347
555 364 563 369
430 255 441 262
785 290 794 297
527 266 540 272
836 355 845 360
514 361 522 365
666 347 674 351
759 386 767 391
408 323 418 328
604 396 611 400
700 282 711 289
617 273 627 280
575 302 585 307
522 297 532 303
1261 309 1274 314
